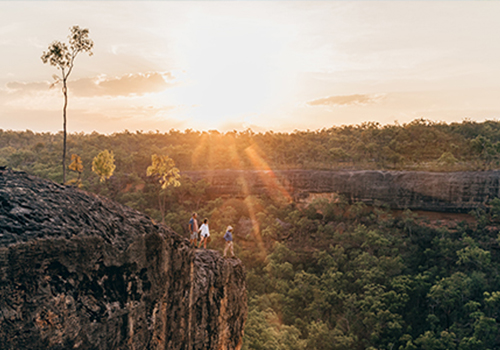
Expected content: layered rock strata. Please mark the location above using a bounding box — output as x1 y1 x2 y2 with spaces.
182 170 500 213
0 168 246 350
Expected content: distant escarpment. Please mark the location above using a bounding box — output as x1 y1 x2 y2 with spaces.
0 168 246 350
182 170 500 213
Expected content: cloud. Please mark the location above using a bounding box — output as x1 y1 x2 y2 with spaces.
306 93 386 107
0 102 186 134
72 72 175 97
6 81 51 92
4 72 175 98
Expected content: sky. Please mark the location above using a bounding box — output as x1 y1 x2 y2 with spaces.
1 1 500 134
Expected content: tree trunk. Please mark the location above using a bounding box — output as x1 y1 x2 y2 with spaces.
62 80 68 184
159 191 165 223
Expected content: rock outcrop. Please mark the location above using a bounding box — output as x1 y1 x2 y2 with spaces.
182 170 500 213
0 168 247 350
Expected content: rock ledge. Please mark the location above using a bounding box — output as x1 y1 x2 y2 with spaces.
0 168 247 350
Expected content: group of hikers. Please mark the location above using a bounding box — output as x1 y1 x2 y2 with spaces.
188 212 235 258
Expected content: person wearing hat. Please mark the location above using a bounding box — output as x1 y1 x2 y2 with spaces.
223 225 235 258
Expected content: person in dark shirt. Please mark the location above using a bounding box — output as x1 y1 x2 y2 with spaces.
223 225 234 258
188 213 198 248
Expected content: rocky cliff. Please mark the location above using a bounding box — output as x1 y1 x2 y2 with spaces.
0 168 247 350
182 170 500 213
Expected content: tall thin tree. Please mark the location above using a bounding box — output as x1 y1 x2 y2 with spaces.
41 26 93 184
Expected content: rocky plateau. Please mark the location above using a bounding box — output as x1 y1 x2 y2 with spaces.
0 168 247 350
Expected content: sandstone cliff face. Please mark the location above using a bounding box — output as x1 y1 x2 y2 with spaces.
0 168 247 350
182 170 500 213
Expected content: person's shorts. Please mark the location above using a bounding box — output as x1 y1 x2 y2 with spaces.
201 233 209 238
190 231 198 240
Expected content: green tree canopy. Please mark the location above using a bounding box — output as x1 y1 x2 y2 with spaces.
92 150 116 182
68 153 83 174
147 154 181 189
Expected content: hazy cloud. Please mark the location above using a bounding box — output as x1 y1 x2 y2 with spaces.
307 93 386 107
5 72 175 98
0 102 185 134
72 72 175 97
6 81 51 92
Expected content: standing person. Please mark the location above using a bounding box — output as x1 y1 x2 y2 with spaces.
188 213 199 248
198 218 210 249
223 225 235 258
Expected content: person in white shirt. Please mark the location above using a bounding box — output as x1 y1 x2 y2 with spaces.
198 218 210 249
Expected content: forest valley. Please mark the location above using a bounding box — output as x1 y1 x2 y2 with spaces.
2 119 500 349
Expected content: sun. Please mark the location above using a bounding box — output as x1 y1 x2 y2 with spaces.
173 14 291 129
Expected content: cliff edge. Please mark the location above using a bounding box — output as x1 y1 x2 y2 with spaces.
182 170 500 213
0 168 247 350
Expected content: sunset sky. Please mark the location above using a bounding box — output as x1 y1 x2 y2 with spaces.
1 1 500 134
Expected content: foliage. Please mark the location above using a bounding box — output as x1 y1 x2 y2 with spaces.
67 153 84 186
40 26 93 71
146 154 181 189
68 153 83 173
7 120 500 181
92 150 116 182
238 197 500 350
146 154 181 222
2 120 500 348
437 151 458 166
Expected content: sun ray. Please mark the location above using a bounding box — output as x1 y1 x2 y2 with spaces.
244 143 293 202
226 137 267 257
191 132 208 169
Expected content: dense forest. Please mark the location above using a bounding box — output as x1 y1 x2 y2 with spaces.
2 119 500 349
4 118 500 185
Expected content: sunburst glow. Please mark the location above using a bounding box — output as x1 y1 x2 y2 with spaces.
2 2 500 133
175 14 290 129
